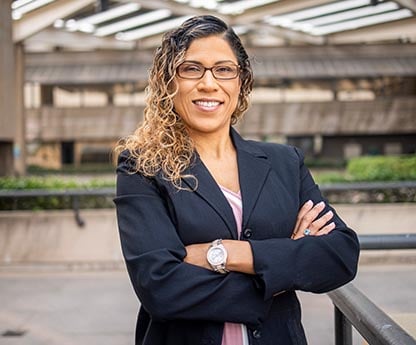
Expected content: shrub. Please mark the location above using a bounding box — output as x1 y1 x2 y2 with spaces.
347 155 416 181
0 176 114 190
0 177 115 211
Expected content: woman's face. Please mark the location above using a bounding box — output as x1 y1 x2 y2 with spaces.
173 35 241 138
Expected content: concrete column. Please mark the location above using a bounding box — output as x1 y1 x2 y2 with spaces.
0 0 16 175
313 134 323 156
14 43 26 175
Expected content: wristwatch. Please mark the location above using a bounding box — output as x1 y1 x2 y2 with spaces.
207 239 229 274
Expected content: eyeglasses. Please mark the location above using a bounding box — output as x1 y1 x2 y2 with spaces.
177 62 240 80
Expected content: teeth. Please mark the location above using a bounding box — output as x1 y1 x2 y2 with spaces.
195 101 220 107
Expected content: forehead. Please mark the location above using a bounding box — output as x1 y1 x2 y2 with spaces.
184 36 237 63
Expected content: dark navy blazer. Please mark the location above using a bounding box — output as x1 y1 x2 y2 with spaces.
114 128 360 345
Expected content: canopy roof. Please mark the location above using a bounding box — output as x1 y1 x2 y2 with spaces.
11 0 416 51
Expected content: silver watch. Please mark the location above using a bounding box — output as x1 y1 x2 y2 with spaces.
207 239 229 274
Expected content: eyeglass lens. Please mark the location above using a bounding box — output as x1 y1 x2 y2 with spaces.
177 63 239 80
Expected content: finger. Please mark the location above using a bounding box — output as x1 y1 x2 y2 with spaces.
309 210 334 232
297 201 326 234
291 229 304 240
293 200 314 235
315 222 336 236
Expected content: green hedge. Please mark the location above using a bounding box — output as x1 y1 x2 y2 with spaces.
0 176 114 190
1 155 415 210
0 177 115 210
347 155 416 181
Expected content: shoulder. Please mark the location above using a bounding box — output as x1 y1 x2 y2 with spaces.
116 149 137 175
115 149 161 196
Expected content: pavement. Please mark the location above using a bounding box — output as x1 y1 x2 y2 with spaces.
0 263 415 345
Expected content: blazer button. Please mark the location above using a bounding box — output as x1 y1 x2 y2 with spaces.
243 228 253 238
252 329 261 339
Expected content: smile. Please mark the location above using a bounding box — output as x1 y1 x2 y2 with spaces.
193 100 222 108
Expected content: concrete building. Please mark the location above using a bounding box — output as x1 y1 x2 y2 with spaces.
2 0 416 171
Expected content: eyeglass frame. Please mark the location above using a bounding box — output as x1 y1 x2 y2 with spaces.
176 61 241 80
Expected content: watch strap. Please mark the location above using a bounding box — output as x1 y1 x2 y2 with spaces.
208 239 229 274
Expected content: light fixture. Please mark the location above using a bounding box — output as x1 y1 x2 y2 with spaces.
12 0 34 10
219 0 279 15
291 2 399 32
265 0 371 26
12 0 55 20
116 16 193 41
309 8 412 35
61 3 141 34
53 18 65 29
95 9 172 37
189 0 206 7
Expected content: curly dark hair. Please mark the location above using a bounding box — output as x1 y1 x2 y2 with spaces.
116 15 253 189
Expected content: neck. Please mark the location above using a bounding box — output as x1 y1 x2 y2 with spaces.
191 128 234 160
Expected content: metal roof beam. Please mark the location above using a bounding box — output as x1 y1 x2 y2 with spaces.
327 17 416 44
231 0 335 25
129 0 224 18
24 28 135 51
13 0 95 43
245 23 325 45
395 0 416 13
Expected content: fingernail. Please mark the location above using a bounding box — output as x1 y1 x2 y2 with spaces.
306 200 313 205
318 201 325 207
326 210 333 216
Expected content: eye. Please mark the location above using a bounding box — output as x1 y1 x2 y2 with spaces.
215 65 234 73
181 64 202 73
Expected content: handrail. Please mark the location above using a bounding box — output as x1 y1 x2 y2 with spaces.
359 234 416 250
319 181 416 192
1 188 415 343
328 284 416 345
329 234 416 345
0 188 115 227
0 180 415 198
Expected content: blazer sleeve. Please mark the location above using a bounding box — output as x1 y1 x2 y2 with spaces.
114 151 272 327
249 146 360 300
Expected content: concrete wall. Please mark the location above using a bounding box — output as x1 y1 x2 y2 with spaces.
0 209 122 265
0 203 415 265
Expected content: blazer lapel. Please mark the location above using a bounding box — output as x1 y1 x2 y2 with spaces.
231 129 272 229
182 156 239 239
181 128 271 238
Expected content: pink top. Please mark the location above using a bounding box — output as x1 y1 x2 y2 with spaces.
219 185 248 345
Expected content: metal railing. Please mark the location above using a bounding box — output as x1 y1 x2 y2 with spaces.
329 284 416 345
0 188 115 227
1 187 416 343
1 180 415 226
328 234 416 345
320 181 416 192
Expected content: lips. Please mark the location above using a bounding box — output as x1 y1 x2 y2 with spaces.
193 99 223 109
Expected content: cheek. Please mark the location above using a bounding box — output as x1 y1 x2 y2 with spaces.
173 91 189 118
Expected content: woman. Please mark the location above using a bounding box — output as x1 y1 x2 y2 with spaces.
114 15 359 345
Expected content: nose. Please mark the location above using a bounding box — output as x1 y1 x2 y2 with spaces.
197 69 219 91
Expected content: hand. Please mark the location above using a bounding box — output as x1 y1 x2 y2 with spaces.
291 200 335 240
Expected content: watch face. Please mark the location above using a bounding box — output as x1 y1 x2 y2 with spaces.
208 247 225 265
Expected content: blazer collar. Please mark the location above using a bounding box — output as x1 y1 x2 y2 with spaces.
182 128 271 238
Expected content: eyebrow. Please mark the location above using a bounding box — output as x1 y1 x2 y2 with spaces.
182 60 238 65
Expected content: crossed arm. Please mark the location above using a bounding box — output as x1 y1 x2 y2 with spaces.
184 199 336 274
